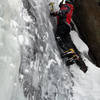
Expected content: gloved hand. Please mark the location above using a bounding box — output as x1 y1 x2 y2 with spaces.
50 12 54 16
50 12 57 16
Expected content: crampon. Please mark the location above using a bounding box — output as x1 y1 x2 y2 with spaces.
61 49 80 66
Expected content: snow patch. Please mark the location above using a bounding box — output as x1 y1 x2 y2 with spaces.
70 30 89 54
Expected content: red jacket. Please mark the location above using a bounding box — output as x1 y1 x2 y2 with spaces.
57 3 74 25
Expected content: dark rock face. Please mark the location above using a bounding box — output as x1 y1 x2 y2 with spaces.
73 0 100 67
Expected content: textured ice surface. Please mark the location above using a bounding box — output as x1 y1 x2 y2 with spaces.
0 0 26 100
19 0 73 100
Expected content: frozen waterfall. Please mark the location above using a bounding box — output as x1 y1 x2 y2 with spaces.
0 0 100 100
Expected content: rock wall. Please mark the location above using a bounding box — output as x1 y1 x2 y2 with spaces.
73 0 100 66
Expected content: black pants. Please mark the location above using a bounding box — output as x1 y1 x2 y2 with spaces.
55 23 79 55
55 23 88 73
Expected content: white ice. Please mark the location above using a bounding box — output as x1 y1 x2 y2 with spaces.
0 0 100 100
0 0 26 100
70 30 100 100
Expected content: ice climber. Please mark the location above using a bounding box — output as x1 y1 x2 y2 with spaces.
50 0 88 73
